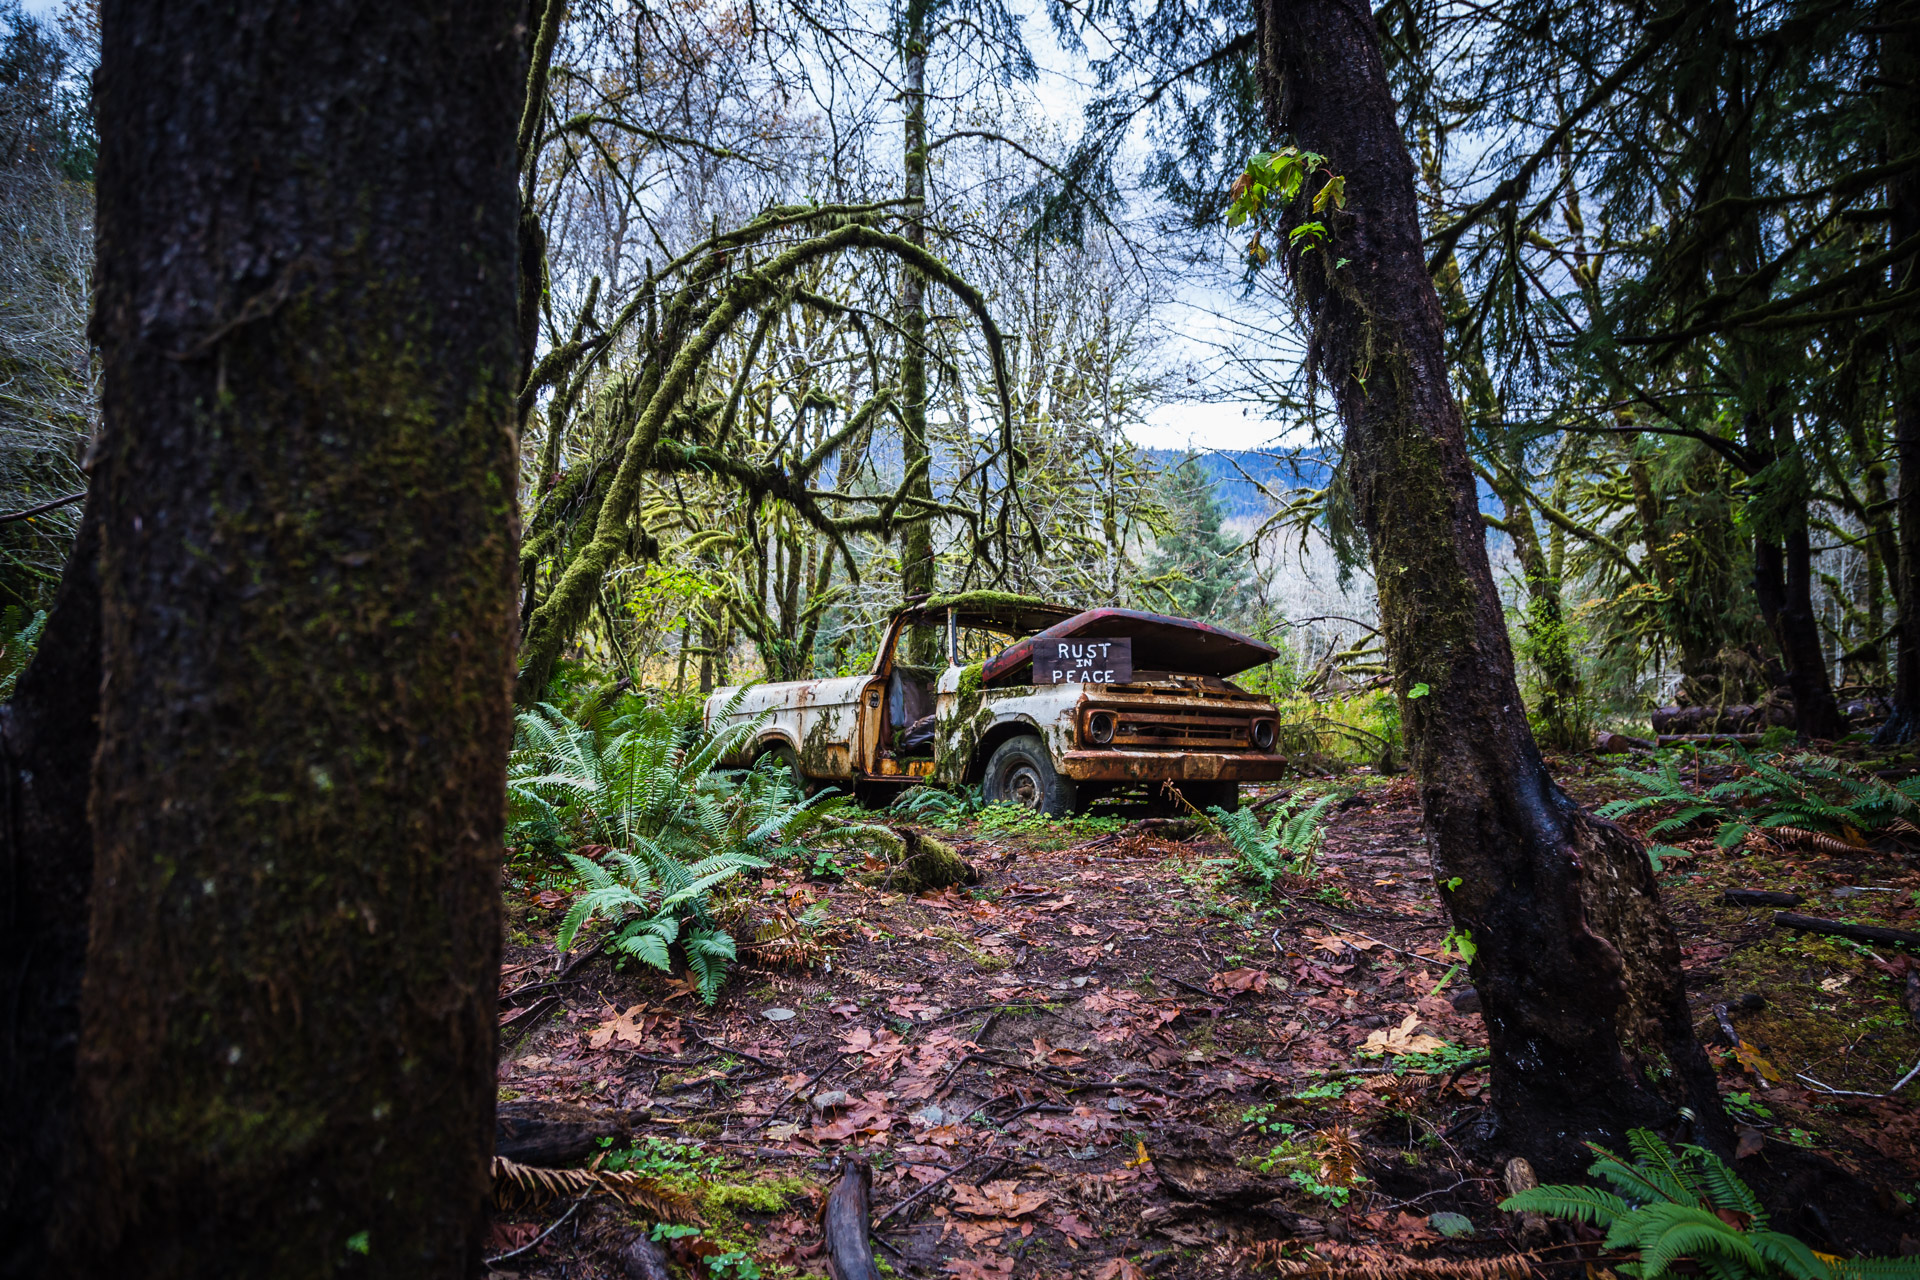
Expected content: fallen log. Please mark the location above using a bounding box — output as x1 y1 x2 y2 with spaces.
495 1101 633 1166
1593 731 1653 753
1657 733 1763 747
1772 912 1920 951
1723 889 1806 908
820 1158 883 1280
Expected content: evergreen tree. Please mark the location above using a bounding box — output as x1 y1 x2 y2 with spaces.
1144 455 1254 624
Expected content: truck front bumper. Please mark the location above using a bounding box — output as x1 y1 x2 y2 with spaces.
1058 749 1291 783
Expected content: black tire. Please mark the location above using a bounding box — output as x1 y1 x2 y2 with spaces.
1176 780 1238 813
982 734 1078 816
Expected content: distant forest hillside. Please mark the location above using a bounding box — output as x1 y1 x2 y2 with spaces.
1140 448 1330 522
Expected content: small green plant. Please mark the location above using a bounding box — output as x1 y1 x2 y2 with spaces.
1290 1078 1355 1102
606 1138 728 1179
1501 1128 1919 1279
1288 1169 1354 1207
0 604 46 699
1240 1103 1298 1137
890 784 987 824
1440 927 1478 964
1384 1044 1485 1074
1724 1091 1774 1124
1226 146 1347 267
708 1251 763 1279
650 1224 703 1243
1209 790 1341 889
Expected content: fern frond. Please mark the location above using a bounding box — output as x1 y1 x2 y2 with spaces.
1686 1144 1765 1224
1499 1186 1629 1226
1625 1129 1706 1204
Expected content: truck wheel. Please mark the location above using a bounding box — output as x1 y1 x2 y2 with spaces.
982 735 1078 817
1176 780 1239 813
757 742 811 795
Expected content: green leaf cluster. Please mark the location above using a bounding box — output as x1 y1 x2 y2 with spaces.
1501 1129 1920 1280
1595 749 1920 857
1207 790 1341 888
508 689 885 1002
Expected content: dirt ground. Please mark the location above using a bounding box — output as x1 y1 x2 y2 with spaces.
488 761 1920 1278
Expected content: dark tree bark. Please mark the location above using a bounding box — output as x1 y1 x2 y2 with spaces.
1878 11 1920 744
1253 0 1727 1173
1745 415 1848 740
46 2 526 1275
0 500 100 1278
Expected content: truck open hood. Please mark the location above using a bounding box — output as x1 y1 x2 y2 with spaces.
982 607 1279 683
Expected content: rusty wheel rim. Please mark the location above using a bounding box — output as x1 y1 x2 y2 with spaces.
1003 762 1044 810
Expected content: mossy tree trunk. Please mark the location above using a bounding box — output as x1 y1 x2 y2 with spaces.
899 0 939 664
48 2 525 1274
1254 0 1727 1174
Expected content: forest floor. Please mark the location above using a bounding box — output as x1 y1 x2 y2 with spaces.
489 757 1920 1280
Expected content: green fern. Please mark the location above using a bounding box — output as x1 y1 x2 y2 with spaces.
0 604 46 699
1209 791 1341 887
1595 760 1731 838
1596 749 1920 852
512 688 883 1004
1502 1128 1919 1280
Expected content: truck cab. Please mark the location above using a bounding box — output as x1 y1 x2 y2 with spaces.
703 592 1292 815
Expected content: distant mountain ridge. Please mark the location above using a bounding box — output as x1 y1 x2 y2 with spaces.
1140 448 1332 521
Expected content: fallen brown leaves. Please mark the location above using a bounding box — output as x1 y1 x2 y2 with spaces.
1236 1242 1538 1279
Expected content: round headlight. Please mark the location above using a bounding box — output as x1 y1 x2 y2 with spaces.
1251 718 1277 750
1088 711 1116 744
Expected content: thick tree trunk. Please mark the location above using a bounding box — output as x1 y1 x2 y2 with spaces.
50 3 525 1275
0 500 101 1278
1746 417 1848 740
1879 14 1920 743
899 1 938 663
1255 0 1726 1173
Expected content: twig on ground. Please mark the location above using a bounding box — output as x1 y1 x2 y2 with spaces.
619 1050 718 1069
873 1154 1003 1230
484 1192 590 1266
691 1032 780 1070
1162 975 1226 1002
1797 1057 1920 1099
741 1060 837 1135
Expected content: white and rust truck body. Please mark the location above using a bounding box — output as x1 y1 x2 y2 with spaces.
703 595 1291 814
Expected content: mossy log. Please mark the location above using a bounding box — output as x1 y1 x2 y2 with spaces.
495 1102 634 1167
861 825 977 893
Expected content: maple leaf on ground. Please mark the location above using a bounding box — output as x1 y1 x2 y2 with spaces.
1359 1012 1446 1055
949 1181 1050 1219
1358 1209 1437 1243
1091 1259 1148 1280
1047 1209 1098 1243
1030 1036 1087 1067
1308 931 1376 956
944 1257 1015 1279
1208 967 1270 995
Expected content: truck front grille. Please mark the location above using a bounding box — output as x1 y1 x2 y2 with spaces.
1109 712 1252 749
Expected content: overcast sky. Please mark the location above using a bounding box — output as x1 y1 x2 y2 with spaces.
18 0 1299 453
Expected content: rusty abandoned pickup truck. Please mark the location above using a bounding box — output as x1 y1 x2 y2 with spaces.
703 593 1290 815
